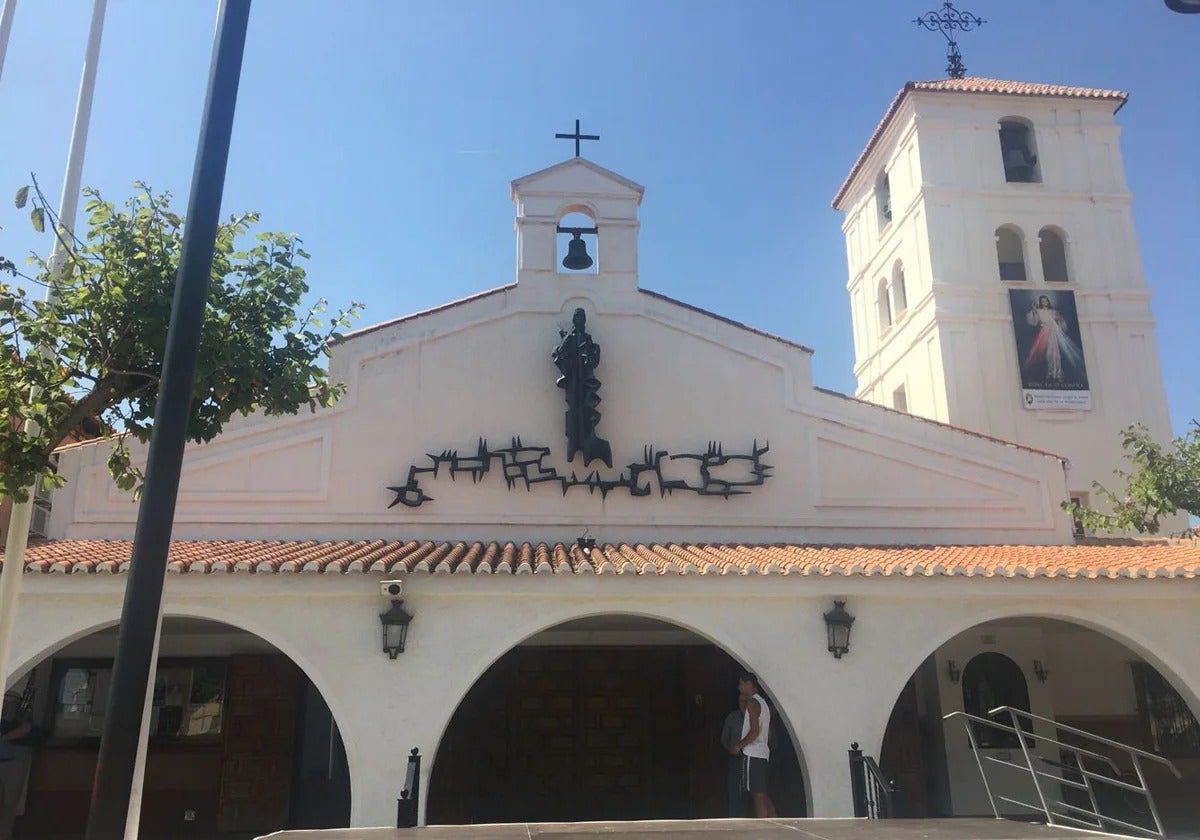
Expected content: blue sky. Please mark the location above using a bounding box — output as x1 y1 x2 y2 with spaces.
1 1 1196 437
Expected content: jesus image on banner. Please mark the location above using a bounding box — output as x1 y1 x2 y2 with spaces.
1023 294 1084 382
1008 289 1090 402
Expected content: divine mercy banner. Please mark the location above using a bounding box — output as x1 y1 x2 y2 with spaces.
1008 288 1091 410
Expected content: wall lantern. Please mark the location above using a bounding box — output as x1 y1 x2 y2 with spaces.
1033 659 1049 683
576 534 596 557
380 599 414 659
823 600 854 659
946 658 961 684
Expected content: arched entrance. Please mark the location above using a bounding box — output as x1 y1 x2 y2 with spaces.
427 615 807 824
877 616 1200 834
9 617 350 839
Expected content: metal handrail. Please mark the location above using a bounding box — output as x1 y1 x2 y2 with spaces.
991 706 1181 774
862 754 894 817
944 705 1182 839
847 742 894 818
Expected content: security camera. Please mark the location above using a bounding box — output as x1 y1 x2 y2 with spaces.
380 580 403 598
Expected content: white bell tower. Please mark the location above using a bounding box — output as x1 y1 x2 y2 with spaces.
510 155 644 297
833 78 1181 532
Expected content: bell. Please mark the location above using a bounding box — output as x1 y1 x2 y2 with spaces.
1004 148 1036 182
562 233 593 271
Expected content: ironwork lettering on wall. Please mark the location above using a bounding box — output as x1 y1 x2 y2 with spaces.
386 309 772 509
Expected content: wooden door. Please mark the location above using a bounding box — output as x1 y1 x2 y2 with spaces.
217 655 300 833
880 675 929 817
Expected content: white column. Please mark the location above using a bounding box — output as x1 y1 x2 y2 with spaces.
0 0 17 83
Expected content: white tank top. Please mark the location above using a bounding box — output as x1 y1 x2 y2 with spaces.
740 692 771 759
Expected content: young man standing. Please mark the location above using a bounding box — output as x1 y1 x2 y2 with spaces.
727 673 777 818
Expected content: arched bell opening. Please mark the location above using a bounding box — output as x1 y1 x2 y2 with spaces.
876 616 1200 833
557 208 599 274
8 617 351 838
426 614 808 824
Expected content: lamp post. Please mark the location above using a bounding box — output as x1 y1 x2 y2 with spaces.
823 600 854 659
83 2 251 837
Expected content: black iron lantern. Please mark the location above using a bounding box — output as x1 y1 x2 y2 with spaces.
823 600 854 659
380 599 413 659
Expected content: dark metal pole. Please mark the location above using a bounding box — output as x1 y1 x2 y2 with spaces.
84 2 251 837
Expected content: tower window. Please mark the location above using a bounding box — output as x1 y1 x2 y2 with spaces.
876 171 892 229
1039 227 1070 283
999 120 1041 183
995 226 1027 281
892 385 908 413
877 278 892 331
891 261 907 316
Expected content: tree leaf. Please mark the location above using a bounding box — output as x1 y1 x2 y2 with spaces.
30 206 45 233
14 186 29 209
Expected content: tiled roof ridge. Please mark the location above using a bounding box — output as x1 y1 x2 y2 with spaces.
832 77 1129 209
7 538 1199 581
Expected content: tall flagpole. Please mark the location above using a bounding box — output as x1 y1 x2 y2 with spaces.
85 1 252 836
0 0 106 696
0 0 17 83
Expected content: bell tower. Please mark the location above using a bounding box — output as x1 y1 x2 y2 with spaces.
832 78 1182 532
510 134 644 297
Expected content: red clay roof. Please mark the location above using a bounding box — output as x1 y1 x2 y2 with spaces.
832 77 1129 209
5 539 1199 580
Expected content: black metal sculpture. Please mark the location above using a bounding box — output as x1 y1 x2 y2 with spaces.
384 309 775 510
386 438 772 508
552 308 613 468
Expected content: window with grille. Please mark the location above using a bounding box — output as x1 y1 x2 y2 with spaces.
1132 662 1200 757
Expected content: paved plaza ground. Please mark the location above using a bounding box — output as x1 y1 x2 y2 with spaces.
258 818 1130 840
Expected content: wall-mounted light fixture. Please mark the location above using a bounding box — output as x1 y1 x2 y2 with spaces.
380 598 413 659
946 658 961 684
576 532 596 557
1033 659 1049 683
823 600 854 659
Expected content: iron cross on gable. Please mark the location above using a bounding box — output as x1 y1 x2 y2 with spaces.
555 119 600 157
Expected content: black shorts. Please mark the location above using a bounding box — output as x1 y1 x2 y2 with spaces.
741 755 768 794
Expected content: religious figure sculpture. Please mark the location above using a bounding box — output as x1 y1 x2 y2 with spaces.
552 308 613 468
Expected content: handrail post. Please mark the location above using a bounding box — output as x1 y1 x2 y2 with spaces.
1130 753 1165 838
1008 707 1053 826
396 747 421 829
1073 749 1103 831
848 742 868 818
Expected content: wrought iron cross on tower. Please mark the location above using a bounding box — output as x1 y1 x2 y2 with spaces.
555 118 600 157
914 1 986 79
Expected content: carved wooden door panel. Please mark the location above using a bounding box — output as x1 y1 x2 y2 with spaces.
880 675 929 817
217 654 300 833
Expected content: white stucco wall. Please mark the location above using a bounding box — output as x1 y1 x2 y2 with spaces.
8 571 1200 827
46 158 1075 546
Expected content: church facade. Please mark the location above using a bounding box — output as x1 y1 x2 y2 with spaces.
3 79 1199 838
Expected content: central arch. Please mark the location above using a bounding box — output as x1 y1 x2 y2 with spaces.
426 612 809 824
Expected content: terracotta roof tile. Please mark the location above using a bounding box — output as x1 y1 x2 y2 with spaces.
832 77 1129 209
4 538 1199 581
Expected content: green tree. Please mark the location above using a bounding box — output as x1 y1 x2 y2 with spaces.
1065 423 1200 535
0 181 361 501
